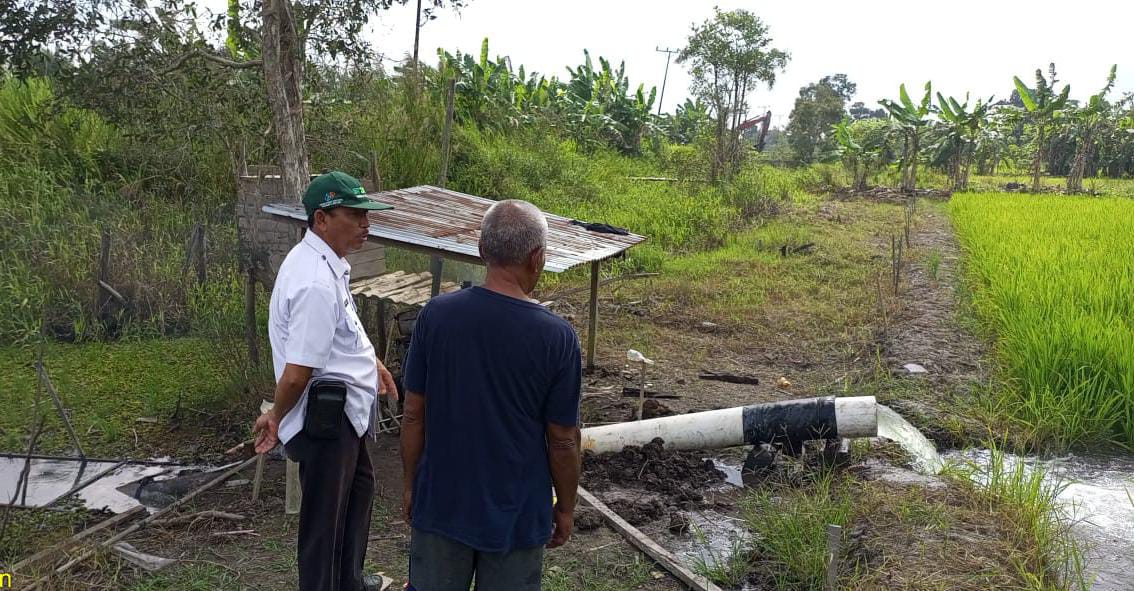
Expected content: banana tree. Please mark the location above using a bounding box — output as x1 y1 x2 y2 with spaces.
1013 64 1071 192
437 38 519 128
935 93 993 191
831 117 890 191
1066 65 1117 193
880 82 932 193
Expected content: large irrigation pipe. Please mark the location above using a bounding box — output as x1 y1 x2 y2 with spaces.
581 396 877 454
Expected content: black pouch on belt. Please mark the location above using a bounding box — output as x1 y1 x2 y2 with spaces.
304 379 346 439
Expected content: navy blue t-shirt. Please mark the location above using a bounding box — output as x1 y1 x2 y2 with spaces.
403 286 582 553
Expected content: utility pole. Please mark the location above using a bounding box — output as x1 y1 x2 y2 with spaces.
655 46 679 116
412 0 423 65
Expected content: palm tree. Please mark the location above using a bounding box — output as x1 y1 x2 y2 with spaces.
880 82 932 193
1013 64 1070 193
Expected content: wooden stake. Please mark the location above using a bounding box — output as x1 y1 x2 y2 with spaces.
826 524 842 591
35 362 85 458
285 458 301 515
587 260 600 370
578 487 723 591
245 267 260 366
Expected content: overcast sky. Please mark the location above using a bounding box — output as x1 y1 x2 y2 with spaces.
365 0 1134 128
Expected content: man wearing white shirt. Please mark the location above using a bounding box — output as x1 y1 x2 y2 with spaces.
253 171 398 591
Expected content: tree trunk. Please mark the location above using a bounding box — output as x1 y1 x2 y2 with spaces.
1067 126 1093 193
1030 123 1045 193
262 0 310 202
901 131 919 194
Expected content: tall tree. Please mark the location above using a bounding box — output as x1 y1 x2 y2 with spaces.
785 74 856 163
1013 64 1070 193
678 8 788 182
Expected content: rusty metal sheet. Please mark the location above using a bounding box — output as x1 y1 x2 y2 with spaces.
263 185 646 273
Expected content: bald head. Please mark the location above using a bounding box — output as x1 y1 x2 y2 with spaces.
479 200 548 267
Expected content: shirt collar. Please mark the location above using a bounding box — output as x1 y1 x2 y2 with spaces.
302 230 351 280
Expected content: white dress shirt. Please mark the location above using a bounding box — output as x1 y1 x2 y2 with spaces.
268 230 378 444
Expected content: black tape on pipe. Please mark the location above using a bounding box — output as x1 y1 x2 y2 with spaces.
740 396 838 449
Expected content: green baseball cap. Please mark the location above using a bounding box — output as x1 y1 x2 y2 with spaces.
302 171 393 217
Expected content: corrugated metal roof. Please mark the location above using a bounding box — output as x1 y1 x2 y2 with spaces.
263 185 646 273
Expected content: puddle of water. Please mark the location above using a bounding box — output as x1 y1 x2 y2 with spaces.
664 507 752 585
710 458 744 488
0 457 184 513
945 449 1134 591
877 404 944 474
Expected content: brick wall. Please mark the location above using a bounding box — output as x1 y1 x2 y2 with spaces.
236 168 386 289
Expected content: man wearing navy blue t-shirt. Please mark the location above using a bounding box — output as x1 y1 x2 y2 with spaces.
400 199 582 591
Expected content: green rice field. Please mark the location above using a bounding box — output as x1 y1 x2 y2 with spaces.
950 193 1134 448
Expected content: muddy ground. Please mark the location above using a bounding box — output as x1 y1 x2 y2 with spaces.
6 198 1035 591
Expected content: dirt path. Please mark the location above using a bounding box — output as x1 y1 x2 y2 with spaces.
876 203 992 447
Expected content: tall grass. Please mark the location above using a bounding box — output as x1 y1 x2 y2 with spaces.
741 469 853 590
946 444 1087 590
949 193 1134 448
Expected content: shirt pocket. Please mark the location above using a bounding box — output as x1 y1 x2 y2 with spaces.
340 300 369 350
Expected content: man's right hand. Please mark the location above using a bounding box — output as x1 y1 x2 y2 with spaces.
546 504 574 549
253 411 280 454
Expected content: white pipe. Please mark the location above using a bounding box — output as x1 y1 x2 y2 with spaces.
582 407 744 454
581 396 877 454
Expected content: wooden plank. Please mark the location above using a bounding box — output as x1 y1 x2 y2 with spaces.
587 261 600 370
578 487 724 591
11 505 145 574
25 456 260 588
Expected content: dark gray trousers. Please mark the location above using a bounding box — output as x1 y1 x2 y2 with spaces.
409 528 544 591
285 417 374 591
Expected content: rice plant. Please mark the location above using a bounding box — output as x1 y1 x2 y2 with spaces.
949 193 1134 448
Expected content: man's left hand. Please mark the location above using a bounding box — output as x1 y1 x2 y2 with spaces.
378 361 399 401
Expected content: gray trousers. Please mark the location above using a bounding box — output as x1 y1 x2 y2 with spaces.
408 528 544 591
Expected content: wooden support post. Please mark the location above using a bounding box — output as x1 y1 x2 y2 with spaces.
95 230 111 316
437 76 456 188
285 458 302 515
195 225 207 284
578 487 723 591
376 300 388 361
245 268 260 366
587 260 600 370
368 150 383 192
430 256 444 298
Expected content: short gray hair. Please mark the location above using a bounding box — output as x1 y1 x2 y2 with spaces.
479 200 548 266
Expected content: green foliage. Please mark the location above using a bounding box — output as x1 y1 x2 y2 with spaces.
880 82 933 192
933 92 994 191
1012 64 1072 192
742 470 853 590
437 39 659 155
950 193 1134 448
661 98 711 144
678 7 789 181
786 74 856 164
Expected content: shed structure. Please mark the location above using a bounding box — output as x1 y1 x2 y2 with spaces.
261 184 646 368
